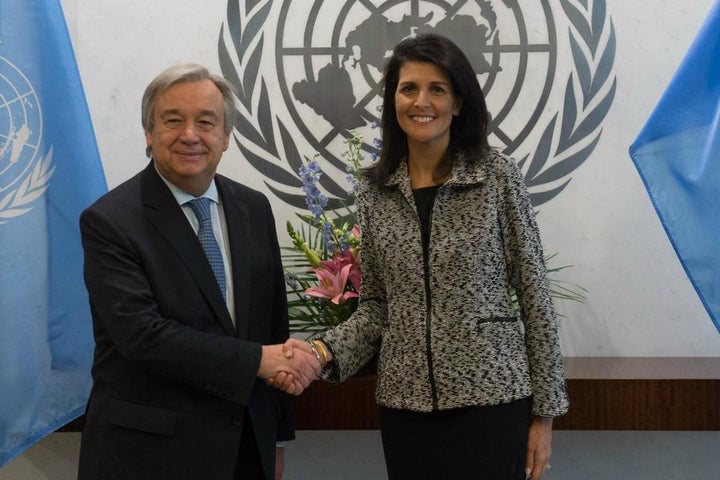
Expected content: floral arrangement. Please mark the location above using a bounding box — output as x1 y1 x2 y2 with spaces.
283 133 586 336
283 133 368 336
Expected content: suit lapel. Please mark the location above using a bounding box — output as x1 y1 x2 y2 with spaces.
216 177 252 340
140 164 236 336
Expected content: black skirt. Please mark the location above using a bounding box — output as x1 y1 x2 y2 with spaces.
380 397 531 480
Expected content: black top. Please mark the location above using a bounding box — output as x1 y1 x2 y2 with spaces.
412 185 441 261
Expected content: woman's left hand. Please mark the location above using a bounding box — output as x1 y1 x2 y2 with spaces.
525 416 553 479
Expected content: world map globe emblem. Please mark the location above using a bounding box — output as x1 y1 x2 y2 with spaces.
275 0 557 170
221 0 615 208
0 57 43 197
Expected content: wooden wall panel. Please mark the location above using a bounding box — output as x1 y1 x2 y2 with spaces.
292 375 720 431
60 377 719 432
554 379 720 430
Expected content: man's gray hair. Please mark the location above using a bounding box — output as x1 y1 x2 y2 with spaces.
141 63 236 157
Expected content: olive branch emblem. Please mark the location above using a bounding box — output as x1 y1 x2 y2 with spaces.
0 148 55 224
520 0 616 205
219 0 324 209
218 0 616 208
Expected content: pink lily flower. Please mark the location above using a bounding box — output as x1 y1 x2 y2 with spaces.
320 250 360 295
305 262 360 304
344 255 361 294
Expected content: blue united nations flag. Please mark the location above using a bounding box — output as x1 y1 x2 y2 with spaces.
0 0 107 466
629 1 720 333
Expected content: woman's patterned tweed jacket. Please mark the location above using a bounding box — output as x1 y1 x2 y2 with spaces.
321 150 570 417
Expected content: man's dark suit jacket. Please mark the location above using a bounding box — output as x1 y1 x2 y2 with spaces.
77 162 293 480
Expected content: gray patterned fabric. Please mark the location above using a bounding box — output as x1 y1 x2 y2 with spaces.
321 150 570 417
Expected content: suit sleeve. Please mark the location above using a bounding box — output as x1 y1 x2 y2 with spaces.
496 156 569 417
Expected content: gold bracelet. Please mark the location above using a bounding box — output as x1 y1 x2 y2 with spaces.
314 340 330 365
309 339 329 366
308 341 323 365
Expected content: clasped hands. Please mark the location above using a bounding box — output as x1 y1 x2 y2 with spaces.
257 339 321 395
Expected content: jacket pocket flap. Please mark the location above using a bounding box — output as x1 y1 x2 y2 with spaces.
477 316 517 324
106 398 177 436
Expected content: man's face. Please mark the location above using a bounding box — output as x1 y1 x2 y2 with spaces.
146 79 230 196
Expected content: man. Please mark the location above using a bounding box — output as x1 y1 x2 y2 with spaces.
77 63 319 480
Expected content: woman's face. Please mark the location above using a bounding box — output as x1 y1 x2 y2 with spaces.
394 61 462 153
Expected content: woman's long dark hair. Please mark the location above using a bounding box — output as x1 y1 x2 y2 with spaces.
367 33 490 186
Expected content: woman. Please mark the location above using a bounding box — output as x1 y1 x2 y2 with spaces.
286 33 569 480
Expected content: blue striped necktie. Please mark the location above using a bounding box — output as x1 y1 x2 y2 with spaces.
187 197 226 299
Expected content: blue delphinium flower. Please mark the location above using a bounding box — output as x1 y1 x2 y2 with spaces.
339 235 349 253
346 170 359 194
299 158 327 223
371 137 382 162
323 221 334 254
284 272 301 291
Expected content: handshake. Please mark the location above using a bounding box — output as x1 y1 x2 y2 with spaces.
257 338 331 395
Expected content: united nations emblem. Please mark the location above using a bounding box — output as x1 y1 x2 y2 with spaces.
219 0 616 209
0 56 54 224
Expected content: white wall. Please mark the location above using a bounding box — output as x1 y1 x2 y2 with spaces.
59 0 720 357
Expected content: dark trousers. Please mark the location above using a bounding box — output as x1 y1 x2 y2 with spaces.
380 397 531 480
234 411 265 480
